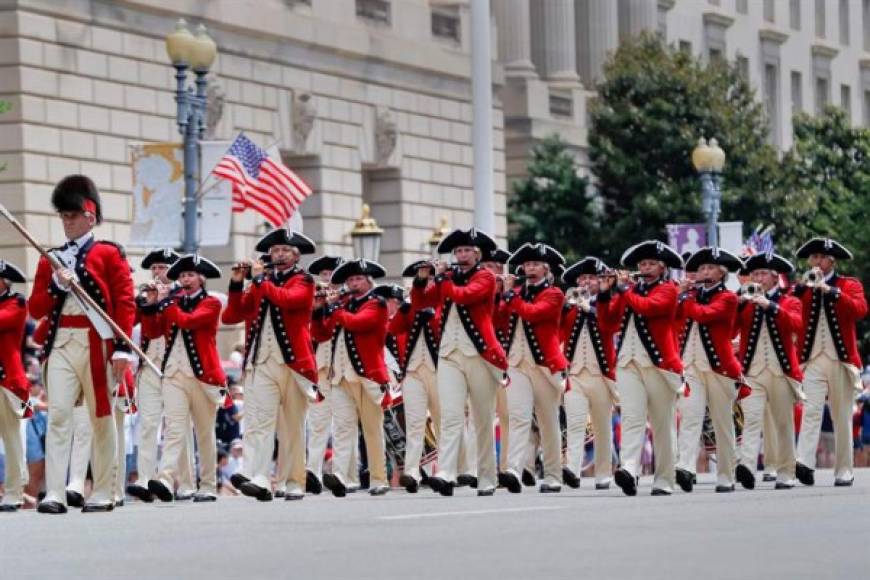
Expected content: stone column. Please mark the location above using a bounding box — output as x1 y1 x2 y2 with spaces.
531 0 581 87
576 0 619 87
493 0 537 78
618 0 659 40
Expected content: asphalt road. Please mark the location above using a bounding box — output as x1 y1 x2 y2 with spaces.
2 469 867 580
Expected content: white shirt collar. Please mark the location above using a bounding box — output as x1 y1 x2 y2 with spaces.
825 270 835 282
184 289 203 299
69 231 94 248
766 286 779 298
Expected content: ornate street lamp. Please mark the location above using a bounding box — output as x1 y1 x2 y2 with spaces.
165 19 218 253
350 203 383 261
691 137 726 247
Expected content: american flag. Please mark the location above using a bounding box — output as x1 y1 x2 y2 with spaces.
743 225 774 256
212 133 312 227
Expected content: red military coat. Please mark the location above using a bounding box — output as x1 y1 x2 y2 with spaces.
678 284 742 380
324 291 390 384
222 267 317 384
560 299 618 381
736 289 803 382
505 281 568 373
598 278 683 374
0 292 30 402
793 274 868 369
427 264 508 371
29 237 135 418
395 282 442 375
142 291 226 387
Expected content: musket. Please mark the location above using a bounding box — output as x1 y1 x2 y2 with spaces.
0 202 163 378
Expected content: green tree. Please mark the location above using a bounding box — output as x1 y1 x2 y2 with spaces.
507 135 598 263
587 33 796 260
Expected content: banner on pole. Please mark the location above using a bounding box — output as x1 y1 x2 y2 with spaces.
129 143 183 248
199 141 233 247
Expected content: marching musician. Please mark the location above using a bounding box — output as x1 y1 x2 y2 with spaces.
127 249 196 503
675 248 744 493
482 247 512 475
793 238 868 486
735 253 803 490
0 261 31 512
141 254 226 503
30 175 135 514
320 259 391 497
598 240 683 496
221 229 319 502
393 260 441 493
560 257 618 490
500 243 568 493
424 228 508 497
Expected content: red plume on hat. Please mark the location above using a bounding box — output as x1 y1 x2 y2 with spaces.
51 174 102 224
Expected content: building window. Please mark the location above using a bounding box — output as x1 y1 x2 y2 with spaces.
764 63 780 145
431 7 461 43
839 0 850 44
815 0 827 37
791 70 804 114
816 76 830 112
764 0 776 23
356 0 391 25
737 56 750 81
679 40 692 54
709 47 724 63
790 0 801 30
841 84 852 120
737 0 748 15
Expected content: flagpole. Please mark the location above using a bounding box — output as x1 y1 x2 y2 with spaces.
195 133 283 201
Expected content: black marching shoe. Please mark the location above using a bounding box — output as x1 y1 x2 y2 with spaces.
274 490 286 498
595 481 611 490
539 482 562 494
126 484 154 503
399 474 419 493
175 490 195 501
66 490 85 508
0 504 20 512
229 473 250 489
192 493 217 503
522 469 537 487
147 479 174 503
675 468 694 493
322 473 347 498
651 488 672 496
240 481 273 502
715 484 735 493
306 470 323 495
735 464 756 490
284 490 305 501
477 487 496 497
834 478 854 487
774 481 795 490
498 471 522 494
37 500 67 514
82 501 114 513
457 474 478 488
562 467 580 489
428 476 454 497
795 462 815 486
614 468 638 497
762 473 777 483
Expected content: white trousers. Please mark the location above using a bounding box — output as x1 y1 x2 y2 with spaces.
617 362 680 492
496 387 509 472
564 370 614 483
44 336 117 506
739 369 797 482
332 377 386 487
244 359 309 491
0 392 27 505
435 351 500 490
156 373 218 494
677 368 737 486
402 364 439 482
66 404 92 496
796 355 859 480
507 363 562 485
305 368 332 480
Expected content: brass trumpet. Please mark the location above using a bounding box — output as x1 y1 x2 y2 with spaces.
566 287 591 306
741 282 763 297
802 268 823 287
314 280 331 298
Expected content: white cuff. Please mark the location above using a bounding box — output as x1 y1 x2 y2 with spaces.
52 272 72 292
111 351 135 362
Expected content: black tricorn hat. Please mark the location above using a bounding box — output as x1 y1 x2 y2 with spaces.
167 254 222 280
620 240 683 269
796 237 853 260
744 253 795 274
402 259 434 278
481 247 511 264
330 258 387 284
436 228 497 254
508 242 566 269
255 228 316 254
372 284 404 301
0 260 26 283
307 255 344 276
52 174 102 224
684 247 744 273
562 257 609 286
141 249 181 270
